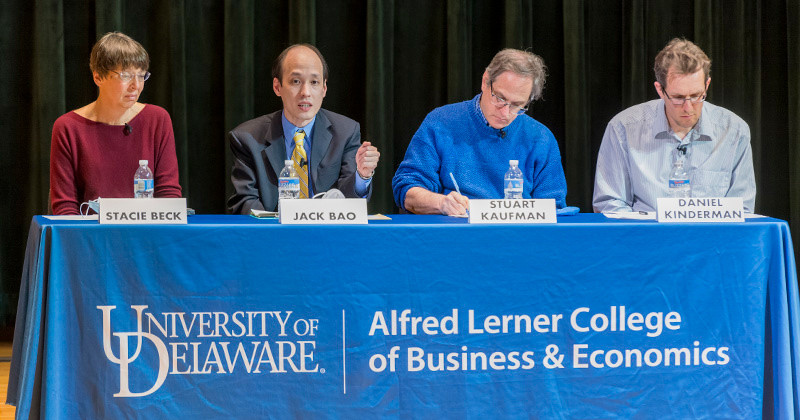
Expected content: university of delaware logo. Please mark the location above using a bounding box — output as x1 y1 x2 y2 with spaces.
98 305 322 398
98 305 169 397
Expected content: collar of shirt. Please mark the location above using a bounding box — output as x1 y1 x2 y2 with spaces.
471 93 517 138
691 106 714 142
654 100 713 145
281 112 316 159
475 93 490 126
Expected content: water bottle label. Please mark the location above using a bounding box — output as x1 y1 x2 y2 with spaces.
279 178 300 192
504 179 523 195
135 179 154 192
669 179 690 188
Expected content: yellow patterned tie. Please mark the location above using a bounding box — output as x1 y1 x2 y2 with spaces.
291 130 309 198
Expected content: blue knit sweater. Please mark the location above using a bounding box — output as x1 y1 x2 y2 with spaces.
392 94 567 210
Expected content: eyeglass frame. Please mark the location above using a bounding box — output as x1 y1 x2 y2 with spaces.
489 83 530 115
660 85 708 106
109 70 151 83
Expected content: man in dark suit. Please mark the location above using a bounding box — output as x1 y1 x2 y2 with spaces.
228 44 380 214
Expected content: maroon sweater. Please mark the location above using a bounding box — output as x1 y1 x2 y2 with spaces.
50 104 182 215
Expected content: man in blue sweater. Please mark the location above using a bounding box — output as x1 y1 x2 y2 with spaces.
392 49 567 215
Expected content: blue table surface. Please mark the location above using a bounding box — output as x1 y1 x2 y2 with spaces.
11 212 798 420
35 212 788 226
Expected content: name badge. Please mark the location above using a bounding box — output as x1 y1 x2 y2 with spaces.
99 198 188 224
279 198 368 225
468 199 557 224
656 197 744 223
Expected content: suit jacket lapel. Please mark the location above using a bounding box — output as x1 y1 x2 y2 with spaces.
310 110 333 186
262 111 287 181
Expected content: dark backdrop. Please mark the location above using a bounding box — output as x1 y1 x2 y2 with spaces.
2 0 799 333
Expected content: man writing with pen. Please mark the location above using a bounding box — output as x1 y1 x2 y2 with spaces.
392 48 567 216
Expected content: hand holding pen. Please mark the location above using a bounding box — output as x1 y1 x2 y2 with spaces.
442 173 470 216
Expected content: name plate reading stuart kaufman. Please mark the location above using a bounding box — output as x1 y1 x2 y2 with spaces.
469 199 557 224
279 198 368 225
99 198 187 225
656 197 744 223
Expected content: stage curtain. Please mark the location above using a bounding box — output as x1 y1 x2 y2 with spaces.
0 0 798 331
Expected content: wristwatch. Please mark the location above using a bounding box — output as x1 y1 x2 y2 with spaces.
357 169 374 181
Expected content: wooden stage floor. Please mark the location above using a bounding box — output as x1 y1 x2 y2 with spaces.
0 341 15 420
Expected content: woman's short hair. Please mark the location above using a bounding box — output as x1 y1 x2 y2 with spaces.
89 32 149 77
654 38 711 90
485 49 547 103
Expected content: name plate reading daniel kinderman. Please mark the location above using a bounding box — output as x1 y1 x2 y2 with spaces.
656 197 744 223
99 198 187 224
468 199 557 224
279 198 368 225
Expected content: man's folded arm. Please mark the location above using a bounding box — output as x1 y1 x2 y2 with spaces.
728 129 756 213
227 131 265 214
392 125 443 211
530 132 568 208
593 123 634 212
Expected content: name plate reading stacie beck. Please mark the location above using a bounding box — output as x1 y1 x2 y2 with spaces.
469 199 557 224
99 198 188 225
656 197 744 223
279 198 368 225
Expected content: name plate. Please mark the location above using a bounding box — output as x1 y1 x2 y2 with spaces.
99 198 188 224
279 198 368 225
656 197 744 223
468 199 557 224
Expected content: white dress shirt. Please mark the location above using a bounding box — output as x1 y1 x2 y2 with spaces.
593 99 756 213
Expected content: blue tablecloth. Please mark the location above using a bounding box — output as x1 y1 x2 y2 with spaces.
7 214 800 419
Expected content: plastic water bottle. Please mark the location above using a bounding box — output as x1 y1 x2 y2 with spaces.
278 160 300 200
504 160 523 199
668 154 691 198
134 160 154 198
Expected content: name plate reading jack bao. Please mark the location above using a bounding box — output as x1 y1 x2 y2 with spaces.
99 198 187 224
656 197 744 223
279 198 368 225
469 199 557 224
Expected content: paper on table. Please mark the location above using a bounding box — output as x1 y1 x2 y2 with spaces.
745 213 767 218
43 215 99 221
603 212 656 220
605 211 766 220
250 209 278 218
252 210 391 220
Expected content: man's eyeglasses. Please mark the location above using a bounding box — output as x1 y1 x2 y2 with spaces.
489 85 529 115
661 86 707 106
110 70 151 84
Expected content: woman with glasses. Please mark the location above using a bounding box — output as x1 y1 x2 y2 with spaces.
50 32 181 215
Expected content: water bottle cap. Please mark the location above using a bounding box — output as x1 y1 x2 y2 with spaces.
139 160 148 166
509 160 519 166
285 160 293 166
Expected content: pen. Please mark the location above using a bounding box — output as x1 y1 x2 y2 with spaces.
449 172 469 216
449 172 461 195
